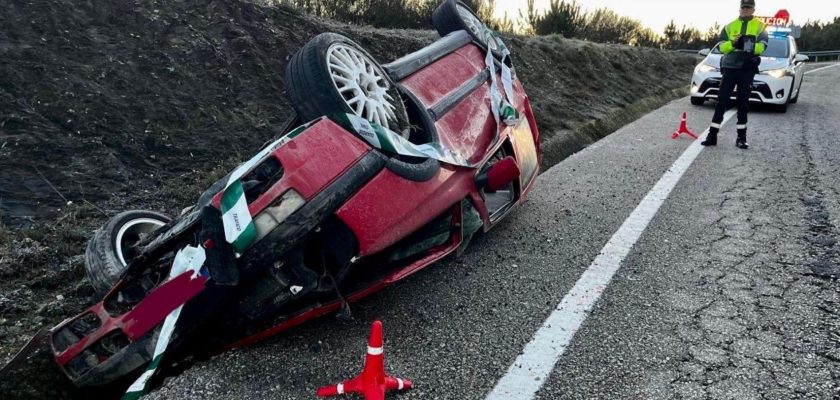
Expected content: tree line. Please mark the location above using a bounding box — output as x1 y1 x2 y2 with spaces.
523 0 719 49
798 17 840 52
525 0 840 51
270 0 840 52
271 0 505 30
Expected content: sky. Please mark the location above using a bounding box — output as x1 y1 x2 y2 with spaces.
493 0 840 34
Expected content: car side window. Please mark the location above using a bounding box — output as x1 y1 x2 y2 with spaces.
789 38 798 56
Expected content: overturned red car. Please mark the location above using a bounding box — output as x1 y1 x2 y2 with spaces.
45 0 541 389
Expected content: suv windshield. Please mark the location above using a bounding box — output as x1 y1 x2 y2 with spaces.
711 37 790 58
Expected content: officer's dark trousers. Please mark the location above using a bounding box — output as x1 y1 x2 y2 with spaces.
711 68 755 136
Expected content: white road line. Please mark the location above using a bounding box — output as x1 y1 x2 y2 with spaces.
486 109 737 400
487 62 836 400
806 62 840 75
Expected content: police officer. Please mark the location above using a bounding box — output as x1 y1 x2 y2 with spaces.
702 0 768 149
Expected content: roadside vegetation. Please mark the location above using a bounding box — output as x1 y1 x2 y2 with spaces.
266 0 509 30
270 0 840 52
523 0 718 49
799 17 840 51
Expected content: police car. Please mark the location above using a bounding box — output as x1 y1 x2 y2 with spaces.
690 27 809 112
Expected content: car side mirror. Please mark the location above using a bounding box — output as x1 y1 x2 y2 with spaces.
795 54 809 63
475 156 520 191
698 49 711 56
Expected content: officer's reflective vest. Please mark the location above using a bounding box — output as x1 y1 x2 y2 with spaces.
720 18 767 55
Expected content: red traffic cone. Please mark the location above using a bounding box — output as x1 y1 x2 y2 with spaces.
671 112 698 140
317 321 413 400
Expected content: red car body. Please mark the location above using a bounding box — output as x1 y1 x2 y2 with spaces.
47 29 541 387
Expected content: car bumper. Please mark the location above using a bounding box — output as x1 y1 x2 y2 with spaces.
690 71 792 105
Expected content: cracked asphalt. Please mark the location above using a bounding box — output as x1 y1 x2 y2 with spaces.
147 63 840 399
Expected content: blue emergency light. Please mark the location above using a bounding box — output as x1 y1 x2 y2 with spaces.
768 27 791 36
767 26 801 39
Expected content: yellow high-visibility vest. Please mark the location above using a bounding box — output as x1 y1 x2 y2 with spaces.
720 18 767 55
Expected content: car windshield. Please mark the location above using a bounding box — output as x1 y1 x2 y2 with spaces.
712 37 789 58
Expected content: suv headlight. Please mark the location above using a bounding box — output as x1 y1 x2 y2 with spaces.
695 63 717 73
762 68 792 79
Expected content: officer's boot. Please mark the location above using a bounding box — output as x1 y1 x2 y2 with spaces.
735 128 749 149
701 125 719 146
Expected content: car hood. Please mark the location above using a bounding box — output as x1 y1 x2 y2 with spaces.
757 57 789 71
701 54 790 72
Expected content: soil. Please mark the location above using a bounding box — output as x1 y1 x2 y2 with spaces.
0 0 697 398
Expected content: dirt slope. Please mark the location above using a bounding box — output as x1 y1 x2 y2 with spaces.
0 0 696 398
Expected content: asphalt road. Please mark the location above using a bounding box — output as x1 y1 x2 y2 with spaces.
147 63 840 400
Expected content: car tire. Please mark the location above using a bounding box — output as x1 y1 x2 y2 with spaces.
85 210 171 295
285 33 410 135
690 97 705 106
432 0 502 58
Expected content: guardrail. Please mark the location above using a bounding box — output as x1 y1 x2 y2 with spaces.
673 48 840 62
801 51 840 62
673 49 702 54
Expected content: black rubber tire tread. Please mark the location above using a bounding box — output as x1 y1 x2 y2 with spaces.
285 33 409 134
85 210 171 295
432 0 501 58
690 97 705 105
385 157 440 182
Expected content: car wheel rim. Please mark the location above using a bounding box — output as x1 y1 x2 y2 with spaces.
457 5 497 51
114 218 166 267
327 43 399 130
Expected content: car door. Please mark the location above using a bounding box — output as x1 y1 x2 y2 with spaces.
790 37 806 96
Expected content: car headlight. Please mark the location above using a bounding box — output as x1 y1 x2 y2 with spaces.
762 68 792 79
695 63 717 73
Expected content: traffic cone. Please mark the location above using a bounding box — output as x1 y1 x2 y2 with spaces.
671 112 698 140
316 321 413 399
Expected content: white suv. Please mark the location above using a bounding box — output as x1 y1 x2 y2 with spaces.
690 30 808 112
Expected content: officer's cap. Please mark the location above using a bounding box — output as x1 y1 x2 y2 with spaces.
740 0 755 8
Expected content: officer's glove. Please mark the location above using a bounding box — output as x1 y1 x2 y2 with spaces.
748 55 762 72
742 35 757 53
733 35 745 50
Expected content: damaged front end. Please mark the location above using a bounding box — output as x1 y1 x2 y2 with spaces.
44 117 383 388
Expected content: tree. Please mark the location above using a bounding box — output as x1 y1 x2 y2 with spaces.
704 22 722 48
492 12 515 33
581 8 642 44
661 20 679 49
799 17 840 51
677 26 704 49
526 0 585 38
630 27 661 48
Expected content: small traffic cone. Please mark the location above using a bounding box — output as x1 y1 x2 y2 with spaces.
671 112 698 140
316 321 413 400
